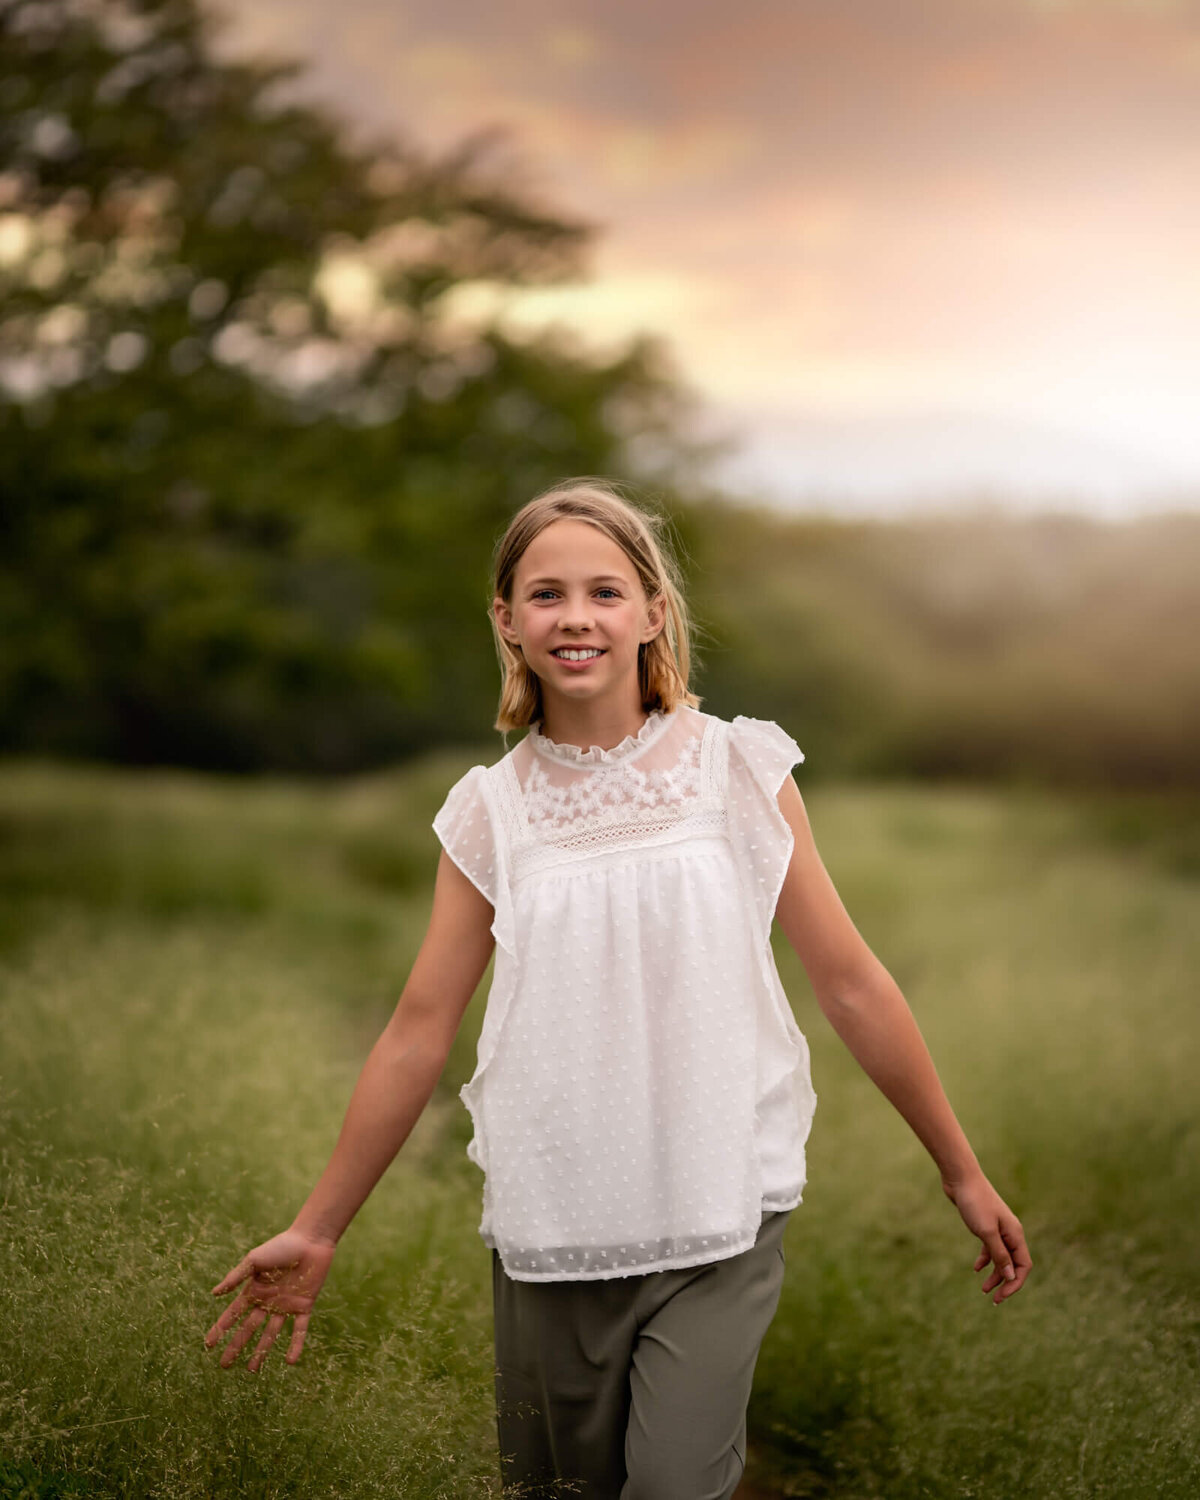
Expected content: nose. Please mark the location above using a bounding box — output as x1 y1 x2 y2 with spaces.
558 595 595 632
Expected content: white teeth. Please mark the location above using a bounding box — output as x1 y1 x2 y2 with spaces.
554 648 603 661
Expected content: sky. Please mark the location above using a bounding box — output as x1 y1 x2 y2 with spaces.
213 0 1200 515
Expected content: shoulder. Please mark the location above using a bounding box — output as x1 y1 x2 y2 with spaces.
689 706 803 756
670 704 727 741
679 705 797 738
667 705 804 761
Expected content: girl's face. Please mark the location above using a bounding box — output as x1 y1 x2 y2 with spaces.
494 519 665 714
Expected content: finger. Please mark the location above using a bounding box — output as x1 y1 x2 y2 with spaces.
212 1255 256 1297
205 1289 254 1347
980 1228 1016 1291
246 1313 287 1374
994 1224 1033 1302
973 1250 989 1273
286 1312 311 1365
220 1306 267 1368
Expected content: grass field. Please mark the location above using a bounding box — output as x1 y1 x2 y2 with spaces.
1 755 1197 1499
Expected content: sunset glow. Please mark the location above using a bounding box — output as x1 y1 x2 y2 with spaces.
217 0 1200 512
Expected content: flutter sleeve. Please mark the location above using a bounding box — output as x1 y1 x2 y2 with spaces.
726 715 806 945
431 764 516 958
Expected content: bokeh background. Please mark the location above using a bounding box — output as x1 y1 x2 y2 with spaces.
2 2 1197 1497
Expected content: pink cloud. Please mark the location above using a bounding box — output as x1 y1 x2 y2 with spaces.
217 0 1200 500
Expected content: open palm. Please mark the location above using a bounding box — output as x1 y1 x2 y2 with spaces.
205 1228 336 1372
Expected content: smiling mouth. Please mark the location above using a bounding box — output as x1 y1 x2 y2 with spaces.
552 648 606 661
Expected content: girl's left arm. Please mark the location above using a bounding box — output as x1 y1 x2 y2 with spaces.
772 776 1032 1304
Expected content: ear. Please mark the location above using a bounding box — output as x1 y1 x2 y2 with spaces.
642 594 666 644
492 596 521 647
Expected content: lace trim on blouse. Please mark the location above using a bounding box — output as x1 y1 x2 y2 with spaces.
511 718 725 881
524 730 702 836
528 708 670 767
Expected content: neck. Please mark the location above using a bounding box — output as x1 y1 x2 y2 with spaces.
537 687 652 752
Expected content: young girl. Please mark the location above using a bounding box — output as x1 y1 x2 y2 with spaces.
206 478 1031 1498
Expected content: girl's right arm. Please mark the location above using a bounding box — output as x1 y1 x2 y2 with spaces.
204 849 496 1372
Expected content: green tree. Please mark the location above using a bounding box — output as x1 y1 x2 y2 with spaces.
0 0 694 768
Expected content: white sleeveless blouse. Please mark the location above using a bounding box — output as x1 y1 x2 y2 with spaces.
432 705 817 1282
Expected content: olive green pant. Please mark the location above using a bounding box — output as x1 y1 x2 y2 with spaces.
492 1210 790 1500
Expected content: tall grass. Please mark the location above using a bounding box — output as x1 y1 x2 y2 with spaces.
0 756 501 1499
753 786 1200 1497
1 758 1196 1497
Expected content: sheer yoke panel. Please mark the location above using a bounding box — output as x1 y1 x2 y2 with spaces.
505 706 722 881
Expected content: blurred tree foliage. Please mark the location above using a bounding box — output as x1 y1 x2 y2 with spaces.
0 0 696 768
2 1 1197 787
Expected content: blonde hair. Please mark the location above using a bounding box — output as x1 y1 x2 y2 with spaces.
490 478 701 733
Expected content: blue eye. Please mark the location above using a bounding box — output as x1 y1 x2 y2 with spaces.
530 588 621 601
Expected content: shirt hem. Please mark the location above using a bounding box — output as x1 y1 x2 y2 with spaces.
486 1192 804 1282
761 1186 804 1212
494 1230 759 1283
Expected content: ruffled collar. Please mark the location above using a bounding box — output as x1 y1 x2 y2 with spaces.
529 709 671 767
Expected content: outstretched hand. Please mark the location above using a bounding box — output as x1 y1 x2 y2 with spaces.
943 1172 1032 1304
205 1228 336 1372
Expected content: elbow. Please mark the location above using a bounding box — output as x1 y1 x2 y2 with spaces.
814 981 861 1027
814 964 895 1026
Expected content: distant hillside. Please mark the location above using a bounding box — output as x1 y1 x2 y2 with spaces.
687 504 1200 787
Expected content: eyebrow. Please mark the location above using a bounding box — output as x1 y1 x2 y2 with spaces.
524 575 629 587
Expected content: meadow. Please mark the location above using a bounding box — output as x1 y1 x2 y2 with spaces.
1 754 1197 1499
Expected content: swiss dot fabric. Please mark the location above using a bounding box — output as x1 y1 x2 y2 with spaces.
431 705 816 1282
